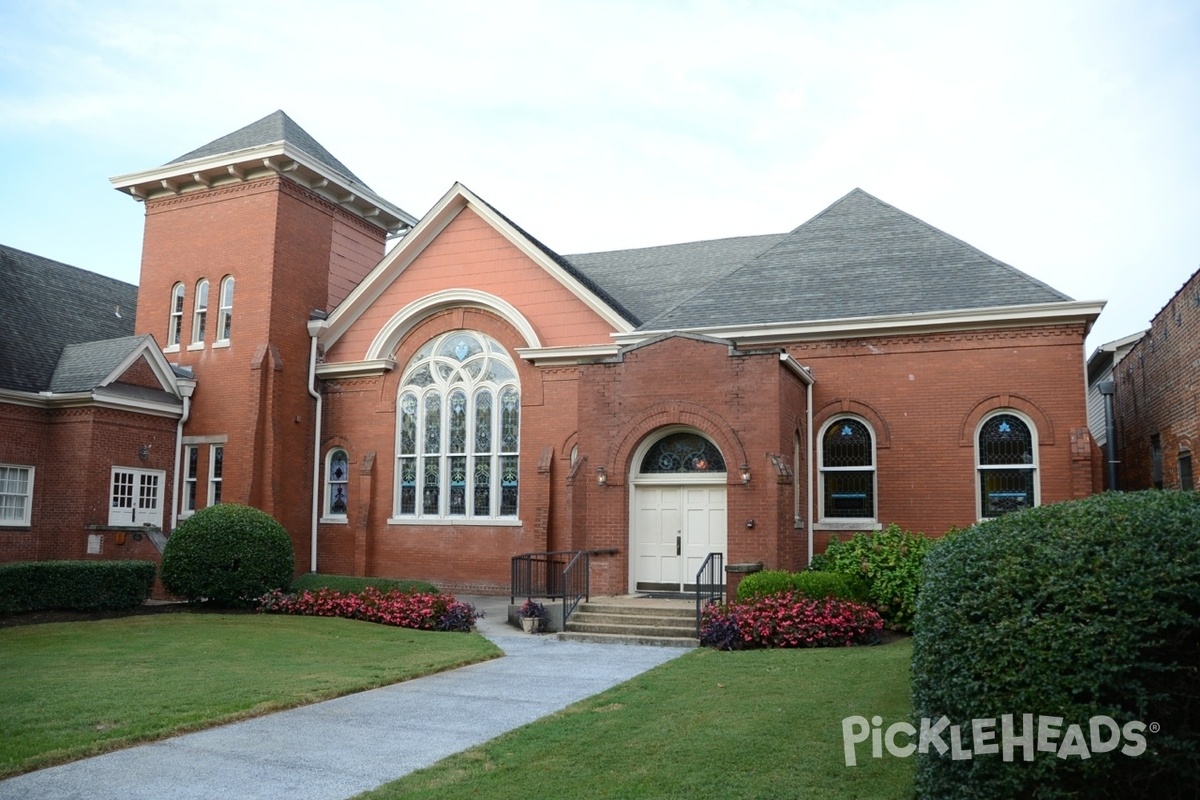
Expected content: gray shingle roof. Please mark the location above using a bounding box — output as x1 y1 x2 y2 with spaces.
0 244 137 393
564 188 1072 330
168 110 367 188
50 336 151 393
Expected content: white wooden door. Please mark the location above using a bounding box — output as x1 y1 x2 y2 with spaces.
634 485 726 592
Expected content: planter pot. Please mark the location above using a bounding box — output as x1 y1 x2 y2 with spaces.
521 617 539 634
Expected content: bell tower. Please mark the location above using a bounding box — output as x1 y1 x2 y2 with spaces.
111 111 416 565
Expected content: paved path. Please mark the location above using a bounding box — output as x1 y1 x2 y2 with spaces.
0 597 688 800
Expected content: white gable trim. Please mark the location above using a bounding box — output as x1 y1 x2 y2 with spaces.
320 183 633 351
364 288 541 362
101 336 181 395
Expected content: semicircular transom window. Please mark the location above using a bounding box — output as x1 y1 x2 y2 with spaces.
396 331 519 519
640 432 726 474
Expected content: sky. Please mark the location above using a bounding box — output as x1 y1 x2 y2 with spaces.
0 0 1197 353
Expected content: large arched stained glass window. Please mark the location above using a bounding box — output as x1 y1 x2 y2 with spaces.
819 417 876 519
976 412 1037 518
396 331 519 519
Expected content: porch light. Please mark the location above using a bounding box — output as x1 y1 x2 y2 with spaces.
740 464 751 484
596 466 607 487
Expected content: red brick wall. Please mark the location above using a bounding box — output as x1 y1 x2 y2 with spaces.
1113 269 1200 490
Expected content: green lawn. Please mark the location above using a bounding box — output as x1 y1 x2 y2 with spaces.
0 613 501 777
356 640 915 800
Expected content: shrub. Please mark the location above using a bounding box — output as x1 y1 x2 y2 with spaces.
290 573 438 595
700 592 882 650
0 561 155 614
735 569 868 603
257 587 479 632
911 491 1200 799
814 523 943 631
161 504 295 607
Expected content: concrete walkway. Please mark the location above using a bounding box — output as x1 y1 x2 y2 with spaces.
0 596 688 800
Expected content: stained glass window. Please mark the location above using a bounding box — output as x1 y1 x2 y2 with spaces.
820 418 875 519
325 448 349 518
977 413 1036 518
639 433 726 473
395 331 520 518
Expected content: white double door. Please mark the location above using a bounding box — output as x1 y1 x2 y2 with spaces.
633 484 727 592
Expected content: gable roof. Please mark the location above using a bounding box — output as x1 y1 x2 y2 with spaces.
0 244 137 393
50 336 154 393
168 110 367 188
565 188 1076 331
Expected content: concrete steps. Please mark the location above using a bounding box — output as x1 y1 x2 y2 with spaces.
557 600 698 648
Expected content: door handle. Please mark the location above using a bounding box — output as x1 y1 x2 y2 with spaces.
676 535 681 556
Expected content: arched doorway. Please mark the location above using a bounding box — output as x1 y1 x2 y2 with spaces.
629 428 728 593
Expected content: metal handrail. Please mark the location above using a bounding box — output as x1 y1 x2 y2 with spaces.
510 550 576 603
561 550 590 626
694 551 725 635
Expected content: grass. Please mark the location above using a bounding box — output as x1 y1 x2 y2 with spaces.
356 639 915 800
0 612 501 777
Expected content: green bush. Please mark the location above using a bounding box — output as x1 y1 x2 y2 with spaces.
291 573 438 595
813 523 943 631
161 504 295 607
0 561 156 614
735 569 867 603
912 491 1200 799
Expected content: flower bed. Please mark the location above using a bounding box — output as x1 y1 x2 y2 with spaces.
257 587 480 632
700 591 882 650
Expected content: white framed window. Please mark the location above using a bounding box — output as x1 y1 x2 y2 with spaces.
395 331 519 520
108 467 164 527
976 411 1039 519
167 283 185 349
208 444 223 505
217 276 234 343
0 465 34 526
182 445 199 515
818 416 876 522
191 279 209 346
324 448 349 520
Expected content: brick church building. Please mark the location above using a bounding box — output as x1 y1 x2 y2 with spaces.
1 111 1104 596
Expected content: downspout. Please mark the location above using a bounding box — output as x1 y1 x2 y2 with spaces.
307 314 329 574
170 379 195 530
1098 380 1117 490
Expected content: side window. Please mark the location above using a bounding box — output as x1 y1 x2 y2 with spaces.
217 276 234 343
819 417 876 520
1150 435 1163 489
1180 451 1193 491
977 412 1038 518
192 279 209 345
208 444 223 505
108 468 164 528
168 283 185 348
182 445 199 514
324 448 349 519
0 465 34 526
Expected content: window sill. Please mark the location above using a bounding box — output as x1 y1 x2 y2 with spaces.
163 344 180 354
0 523 31 529
319 516 348 525
814 520 883 531
213 340 230 349
186 343 205 352
387 517 523 527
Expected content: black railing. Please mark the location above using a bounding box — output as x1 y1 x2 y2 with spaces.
511 550 575 602
694 551 725 635
561 550 590 625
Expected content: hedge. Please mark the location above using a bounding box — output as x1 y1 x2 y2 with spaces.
290 573 438 595
735 569 867 603
0 560 156 614
912 491 1200 799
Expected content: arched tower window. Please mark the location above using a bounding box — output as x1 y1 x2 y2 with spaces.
217 276 234 342
395 331 520 519
192 279 209 344
324 448 349 520
167 283 185 348
819 417 876 520
976 411 1038 518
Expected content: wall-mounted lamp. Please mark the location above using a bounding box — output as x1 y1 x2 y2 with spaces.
745 519 755 529
740 464 751 484
596 466 607 487
138 445 151 462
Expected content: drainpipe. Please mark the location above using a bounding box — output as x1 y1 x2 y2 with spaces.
1098 380 1117 490
307 313 329 573
170 379 195 530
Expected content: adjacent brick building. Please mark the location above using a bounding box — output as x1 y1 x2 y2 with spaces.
2 111 1106 595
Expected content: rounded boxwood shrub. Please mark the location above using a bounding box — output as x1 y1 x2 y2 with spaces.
912 491 1200 799
161 504 295 607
